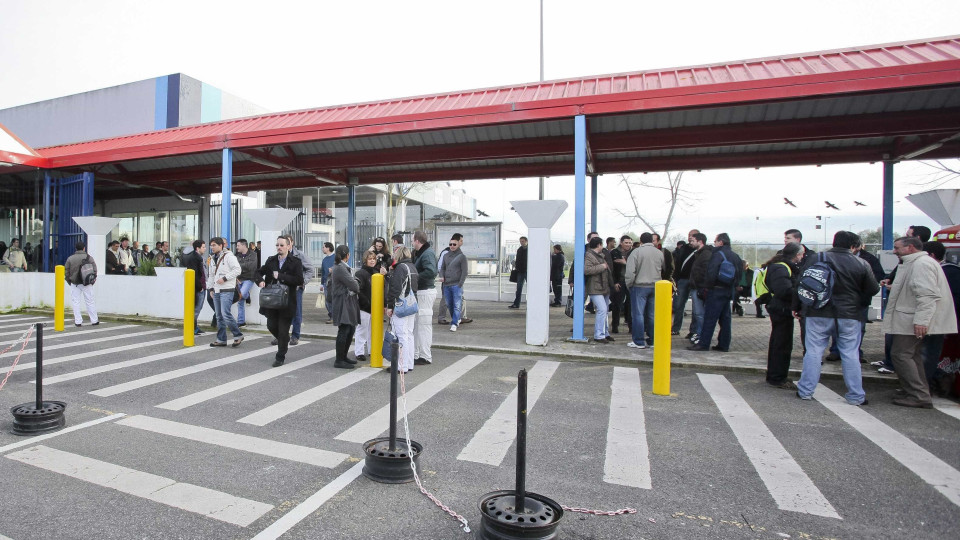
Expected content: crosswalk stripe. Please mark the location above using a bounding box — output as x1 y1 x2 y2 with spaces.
155 349 335 411
457 360 559 465
603 367 652 489
815 383 960 508
116 415 348 468
0 413 127 454
0 327 172 360
933 396 960 421
6 445 272 527
238 367 381 426
0 321 53 338
250 461 365 540
700 375 840 517
58 336 266 390
0 324 139 347
9 335 183 374
335 354 487 443
0 317 47 329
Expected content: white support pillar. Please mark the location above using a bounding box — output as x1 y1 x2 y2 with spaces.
511 200 568 346
244 209 302 261
72 216 120 279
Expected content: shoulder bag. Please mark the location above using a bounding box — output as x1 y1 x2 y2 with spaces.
393 267 419 318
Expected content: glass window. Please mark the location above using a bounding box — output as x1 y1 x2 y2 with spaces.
109 213 137 244
169 210 198 258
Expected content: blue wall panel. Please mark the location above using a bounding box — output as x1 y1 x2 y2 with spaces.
166 74 180 129
200 83 222 123
154 76 168 130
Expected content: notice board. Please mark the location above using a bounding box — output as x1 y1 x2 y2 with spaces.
434 222 501 261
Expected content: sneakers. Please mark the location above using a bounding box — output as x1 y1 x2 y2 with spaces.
689 334 699 344
460 317 473 324
684 332 694 339
232 336 244 347
626 342 646 349
877 367 895 374
414 357 431 365
209 341 227 347
869 360 885 367
796 391 813 401
289 337 299 346
450 325 458 332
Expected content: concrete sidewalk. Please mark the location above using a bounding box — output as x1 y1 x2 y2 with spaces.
23 294 895 383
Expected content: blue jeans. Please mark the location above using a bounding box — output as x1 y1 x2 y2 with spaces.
443 285 463 326
797 317 865 404
512 273 526 306
699 288 733 350
291 287 304 338
672 278 692 333
589 294 610 340
629 286 655 346
213 291 243 343
236 280 255 324
691 290 705 336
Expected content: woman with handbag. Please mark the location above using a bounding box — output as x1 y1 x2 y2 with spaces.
353 250 377 363
329 245 361 369
386 247 419 374
256 236 304 367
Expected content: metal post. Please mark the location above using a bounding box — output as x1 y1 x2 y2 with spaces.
35 322 43 409
348 184 357 266
389 341 400 450
572 115 587 341
222 148 233 245
882 161 895 250
54 266 65 332
653 280 672 395
515 368 528 512
371 274 385 368
43 173 51 272
184 269 195 347
591 175 598 234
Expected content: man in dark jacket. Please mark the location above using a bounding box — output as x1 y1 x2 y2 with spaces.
687 233 713 344
688 233 742 352
181 240 207 335
672 229 699 336
550 245 565 306
652 233 674 282
796 231 880 405
235 239 258 326
509 237 529 309
412 230 438 365
609 235 633 333
764 243 803 388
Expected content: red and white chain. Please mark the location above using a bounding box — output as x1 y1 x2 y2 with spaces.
561 505 638 516
0 325 35 392
399 370 472 533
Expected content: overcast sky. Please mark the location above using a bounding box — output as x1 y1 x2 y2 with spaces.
2 0 958 244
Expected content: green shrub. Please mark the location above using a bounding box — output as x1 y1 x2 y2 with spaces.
136 259 157 276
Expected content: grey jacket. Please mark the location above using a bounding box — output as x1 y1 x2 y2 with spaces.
329 261 361 326
64 250 95 285
624 244 664 288
290 247 314 288
439 249 467 288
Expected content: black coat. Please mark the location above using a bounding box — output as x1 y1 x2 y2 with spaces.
386 259 418 309
703 245 743 290
356 265 375 313
256 254 304 319
765 260 799 312
182 250 205 292
515 245 528 274
690 245 714 288
550 252 565 282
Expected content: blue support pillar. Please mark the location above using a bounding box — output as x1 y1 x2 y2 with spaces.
42 172 51 272
882 161 895 250
348 182 357 267
221 148 233 245
590 175 598 234
571 115 588 342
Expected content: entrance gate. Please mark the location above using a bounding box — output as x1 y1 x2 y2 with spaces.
42 172 94 271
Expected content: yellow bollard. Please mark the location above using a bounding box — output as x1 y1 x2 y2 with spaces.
652 279 672 395
370 273 385 368
184 269 195 347
54 265 65 332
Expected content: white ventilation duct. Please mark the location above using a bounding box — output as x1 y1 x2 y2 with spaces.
905 189 960 227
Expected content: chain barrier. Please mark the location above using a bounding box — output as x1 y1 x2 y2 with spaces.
398 370 472 533
0 325 35 393
560 505 638 516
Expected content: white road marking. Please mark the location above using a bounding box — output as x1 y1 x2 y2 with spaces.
602 367 652 489
815 383 960 508
12 334 185 375
933 396 960 422
6 445 272 527
0 327 173 360
0 321 53 338
457 360 559 465
700 375 840 518
0 324 139 347
156 348 334 411
116 415 348 468
0 317 47 329
336 354 487 443
64 336 267 390
238 367 381 426
250 461 364 540
0 413 126 454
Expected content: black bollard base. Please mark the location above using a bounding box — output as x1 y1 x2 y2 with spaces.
476 490 563 540
362 437 422 484
10 401 66 436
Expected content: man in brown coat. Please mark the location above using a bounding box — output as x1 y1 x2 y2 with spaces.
884 236 958 408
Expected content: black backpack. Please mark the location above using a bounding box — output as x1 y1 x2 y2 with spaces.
797 253 835 309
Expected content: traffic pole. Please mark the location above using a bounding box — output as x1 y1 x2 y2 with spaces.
54 265 65 332
184 269 195 347
371 273 384 368
652 279 672 395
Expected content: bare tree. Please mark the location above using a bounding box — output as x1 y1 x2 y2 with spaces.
913 159 960 189
615 172 696 240
385 182 424 238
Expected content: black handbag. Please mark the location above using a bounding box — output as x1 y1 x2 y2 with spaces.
259 282 290 310
509 269 518 283
564 294 575 318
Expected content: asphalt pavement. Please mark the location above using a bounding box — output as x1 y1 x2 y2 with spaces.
0 314 956 540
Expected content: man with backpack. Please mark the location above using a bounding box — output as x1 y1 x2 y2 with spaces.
63 241 99 327
688 233 741 352
795 231 879 406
